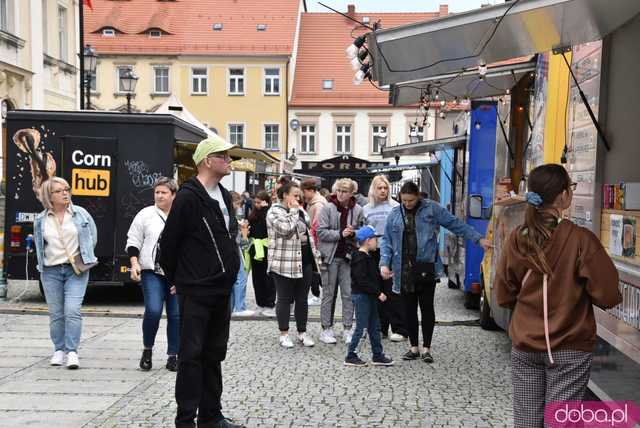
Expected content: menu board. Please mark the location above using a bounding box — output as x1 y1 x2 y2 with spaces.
566 41 603 230
527 53 550 171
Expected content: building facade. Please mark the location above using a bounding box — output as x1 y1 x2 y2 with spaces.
84 0 306 167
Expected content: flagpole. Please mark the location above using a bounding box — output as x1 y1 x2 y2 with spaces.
79 0 85 110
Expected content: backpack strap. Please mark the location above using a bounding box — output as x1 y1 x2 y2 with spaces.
522 269 554 365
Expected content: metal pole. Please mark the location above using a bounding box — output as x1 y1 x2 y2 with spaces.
126 93 131 113
79 4 85 109
85 74 91 109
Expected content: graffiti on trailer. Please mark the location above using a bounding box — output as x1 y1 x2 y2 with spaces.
124 160 163 192
120 191 149 220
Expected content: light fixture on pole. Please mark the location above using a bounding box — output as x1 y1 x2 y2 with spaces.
288 148 297 163
121 70 139 113
409 127 420 145
345 35 366 59
82 44 98 109
376 131 387 154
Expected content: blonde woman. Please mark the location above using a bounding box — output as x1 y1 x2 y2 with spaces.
34 177 97 369
363 175 407 342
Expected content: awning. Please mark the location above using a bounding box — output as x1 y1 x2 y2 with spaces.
390 59 536 106
369 0 640 86
230 146 279 164
381 135 467 159
368 162 439 174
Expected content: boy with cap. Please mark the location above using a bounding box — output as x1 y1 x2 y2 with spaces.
344 225 394 367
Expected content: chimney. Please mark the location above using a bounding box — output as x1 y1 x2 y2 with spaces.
347 4 355 17
439 4 449 16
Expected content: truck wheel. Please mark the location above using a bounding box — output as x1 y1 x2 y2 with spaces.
464 292 480 310
479 287 499 330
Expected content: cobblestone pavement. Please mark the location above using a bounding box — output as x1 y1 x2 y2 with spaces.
0 283 514 427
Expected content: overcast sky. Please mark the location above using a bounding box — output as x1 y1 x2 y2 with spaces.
307 0 498 13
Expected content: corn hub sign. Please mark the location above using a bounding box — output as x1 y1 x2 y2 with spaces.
71 150 112 196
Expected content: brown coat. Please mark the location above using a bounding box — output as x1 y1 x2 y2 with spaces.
495 220 622 353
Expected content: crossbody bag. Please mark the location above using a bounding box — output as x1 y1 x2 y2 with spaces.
53 215 97 276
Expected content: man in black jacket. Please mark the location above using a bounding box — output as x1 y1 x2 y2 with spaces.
160 137 243 428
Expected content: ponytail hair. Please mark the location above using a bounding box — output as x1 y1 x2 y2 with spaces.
514 164 571 275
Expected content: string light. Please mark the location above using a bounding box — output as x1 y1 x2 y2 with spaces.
345 35 366 59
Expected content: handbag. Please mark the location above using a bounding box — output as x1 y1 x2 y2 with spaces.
310 271 322 297
54 214 97 276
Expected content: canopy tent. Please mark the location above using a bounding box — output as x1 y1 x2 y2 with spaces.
389 58 536 106
381 134 467 159
154 95 278 165
369 0 640 86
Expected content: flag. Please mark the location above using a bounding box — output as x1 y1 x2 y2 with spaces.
83 0 93 10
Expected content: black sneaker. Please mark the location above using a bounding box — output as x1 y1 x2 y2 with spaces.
139 349 152 371
402 350 420 361
422 351 434 364
213 418 246 428
372 355 395 366
166 355 178 372
344 355 367 367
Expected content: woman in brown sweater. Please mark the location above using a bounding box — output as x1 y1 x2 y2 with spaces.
495 164 621 428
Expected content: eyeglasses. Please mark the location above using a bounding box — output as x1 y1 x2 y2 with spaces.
569 182 578 191
52 187 71 194
207 153 231 162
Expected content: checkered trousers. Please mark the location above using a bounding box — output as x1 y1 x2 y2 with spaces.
511 348 592 428
266 204 318 279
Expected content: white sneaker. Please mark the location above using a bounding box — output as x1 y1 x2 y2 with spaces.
298 332 315 347
319 328 337 344
50 350 64 366
66 352 79 369
279 334 294 348
390 333 406 342
232 309 255 317
344 329 353 345
307 296 321 306
262 308 276 318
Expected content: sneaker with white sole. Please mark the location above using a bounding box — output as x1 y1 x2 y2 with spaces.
307 296 321 306
389 333 406 342
298 332 315 347
261 308 276 318
343 328 354 345
232 309 255 317
279 334 294 348
319 328 337 344
66 352 79 369
50 350 64 366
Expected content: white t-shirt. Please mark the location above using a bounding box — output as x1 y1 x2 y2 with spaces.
207 184 230 231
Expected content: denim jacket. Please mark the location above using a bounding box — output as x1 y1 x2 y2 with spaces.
34 204 98 273
380 199 482 294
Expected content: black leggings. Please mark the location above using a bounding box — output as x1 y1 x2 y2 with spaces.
403 279 437 348
272 264 312 333
251 255 275 309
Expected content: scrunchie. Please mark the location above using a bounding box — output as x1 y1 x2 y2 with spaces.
525 192 543 207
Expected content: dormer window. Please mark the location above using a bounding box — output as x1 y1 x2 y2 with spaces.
102 28 116 37
257 24 267 31
149 29 162 38
213 23 223 31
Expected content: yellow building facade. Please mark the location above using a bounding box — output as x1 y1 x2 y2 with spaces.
90 55 289 159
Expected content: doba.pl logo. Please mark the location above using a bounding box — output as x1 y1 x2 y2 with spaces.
544 401 640 427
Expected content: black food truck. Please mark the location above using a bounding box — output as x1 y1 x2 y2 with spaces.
4 110 207 294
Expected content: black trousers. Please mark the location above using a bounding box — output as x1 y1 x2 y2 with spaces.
371 250 407 337
403 279 437 348
251 253 275 308
273 263 312 333
175 294 231 428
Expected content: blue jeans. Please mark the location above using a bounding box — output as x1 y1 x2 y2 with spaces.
231 255 248 312
347 293 384 359
141 271 180 355
40 265 89 353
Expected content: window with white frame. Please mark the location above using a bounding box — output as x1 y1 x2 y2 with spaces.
300 124 316 154
89 73 97 92
229 68 244 95
336 125 352 154
264 124 279 150
42 0 48 52
372 125 387 154
149 30 162 38
191 67 207 94
0 0 14 33
228 124 245 147
409 124 425 143
323 79 334 90
102 28 115 37
58 6 68 61
117 66 134 92
264 68 280 95
154 67 170 94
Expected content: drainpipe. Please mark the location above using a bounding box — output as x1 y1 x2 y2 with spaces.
284 59 290 173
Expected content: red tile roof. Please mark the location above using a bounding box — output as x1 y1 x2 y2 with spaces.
84 0 302 56
290 9 448 108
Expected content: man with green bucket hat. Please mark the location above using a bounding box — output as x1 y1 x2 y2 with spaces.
160 135 244 428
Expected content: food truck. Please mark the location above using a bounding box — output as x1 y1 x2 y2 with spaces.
369 0 640 401
4 110 278 295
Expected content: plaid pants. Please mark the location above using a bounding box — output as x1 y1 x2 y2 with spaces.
511 348 592 428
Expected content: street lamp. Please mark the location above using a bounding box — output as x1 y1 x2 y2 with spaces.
376 131 387 154
82 44 98 109
288 148 297 162
121 70 139 113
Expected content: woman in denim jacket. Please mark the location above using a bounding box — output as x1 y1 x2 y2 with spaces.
380 181 490 363
34 177 97 369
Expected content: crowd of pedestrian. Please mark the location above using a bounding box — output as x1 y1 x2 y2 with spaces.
30 135 623 428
